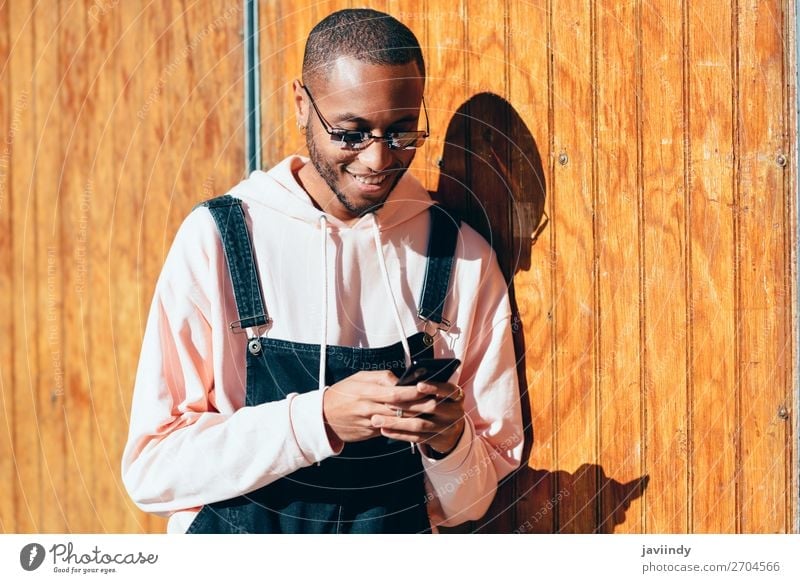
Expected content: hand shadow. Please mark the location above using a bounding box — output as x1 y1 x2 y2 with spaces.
431 93 648 533
500 464 650 533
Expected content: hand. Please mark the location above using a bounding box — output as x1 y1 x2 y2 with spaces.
322 370 427 444
369 381 466 456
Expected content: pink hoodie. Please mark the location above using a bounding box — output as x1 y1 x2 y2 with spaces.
122 155 524 533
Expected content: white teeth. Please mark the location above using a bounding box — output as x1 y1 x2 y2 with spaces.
350 172 387 186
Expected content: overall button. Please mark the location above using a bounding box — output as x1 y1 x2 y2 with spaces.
248 338 262 355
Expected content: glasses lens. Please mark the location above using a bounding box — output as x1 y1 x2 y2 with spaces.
332 130 370 150
390 132 427 150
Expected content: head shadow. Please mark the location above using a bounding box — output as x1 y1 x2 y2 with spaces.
430 91 548 280
430 94 648 533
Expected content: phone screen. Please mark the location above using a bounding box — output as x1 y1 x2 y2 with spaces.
395 358 461 386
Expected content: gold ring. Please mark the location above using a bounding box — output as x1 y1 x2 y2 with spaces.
452 386 464 402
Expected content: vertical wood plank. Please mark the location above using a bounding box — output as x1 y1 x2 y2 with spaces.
462 0 517 534
34 0 68 533
114 0 151 534
280 3 314 161
425 0 468 533
464 0 510 271
0 0 16 533
10 0 41 533
426 0 467 213
594 0 644 534
59 0 100 533
389 0 430 190
138 1 178 533
86 0 121 533
790 0 799 534
260 0 284 169
640 0 690 533
687 0 737 533
142 0 180 293
189 3 245 221
161 1 195 239
735 0 791 533
507 0 554 534
550 0 598 533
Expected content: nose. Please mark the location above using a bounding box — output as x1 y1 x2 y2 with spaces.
357 138 395 172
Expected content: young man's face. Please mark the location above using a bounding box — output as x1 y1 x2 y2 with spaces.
294 56 426 221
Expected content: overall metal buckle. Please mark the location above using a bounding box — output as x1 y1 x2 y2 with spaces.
229 315 271 333
419 315 451 346
230 317 271 356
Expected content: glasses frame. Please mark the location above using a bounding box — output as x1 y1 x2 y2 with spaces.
300 84 430 151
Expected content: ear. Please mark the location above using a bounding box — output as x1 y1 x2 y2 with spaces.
292 79 309 129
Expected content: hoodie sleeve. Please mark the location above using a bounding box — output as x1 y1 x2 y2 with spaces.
121 208 342 516
420 234 524 527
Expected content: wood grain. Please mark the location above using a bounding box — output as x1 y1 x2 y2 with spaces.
114 0 150 534
735 0 790 533
59 0 99 533
10 0 42 534
462 0 520 534
84 0 118 534
640 0 690 533
260 0 284 169
389 0 430 189
508 0 555 534
687 0 737 533
550 0 598 533
34 0 68 533
426 0 466 212
0 0 14 533
137 1 171 535
594 0 644 534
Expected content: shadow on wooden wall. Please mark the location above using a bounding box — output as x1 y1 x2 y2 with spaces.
432 92 650 533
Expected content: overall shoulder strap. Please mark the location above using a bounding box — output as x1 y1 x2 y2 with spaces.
198 195 269 330
418 204 460 327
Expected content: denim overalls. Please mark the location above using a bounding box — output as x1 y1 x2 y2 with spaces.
186 195 459 534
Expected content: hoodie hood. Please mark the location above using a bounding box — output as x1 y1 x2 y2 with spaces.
232 155 434 231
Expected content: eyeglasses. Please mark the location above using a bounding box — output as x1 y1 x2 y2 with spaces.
301 84 429 151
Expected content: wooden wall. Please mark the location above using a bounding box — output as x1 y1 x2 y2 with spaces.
0 0 795 534
260 0 797 533
0 0 244 532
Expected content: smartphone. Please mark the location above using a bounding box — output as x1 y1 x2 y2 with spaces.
395 358 461 386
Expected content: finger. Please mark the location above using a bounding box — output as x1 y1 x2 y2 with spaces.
380 385 431 405
386 398 464 422
378 428 439 444
416 381 464 402
370 414 436 434
348 369 401 387
392 397 438 416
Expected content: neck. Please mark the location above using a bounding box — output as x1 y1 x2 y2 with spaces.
295 162 365 224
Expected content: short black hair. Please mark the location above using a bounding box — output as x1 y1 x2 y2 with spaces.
302 8 425 87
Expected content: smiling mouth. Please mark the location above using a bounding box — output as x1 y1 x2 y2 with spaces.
347 171 389 186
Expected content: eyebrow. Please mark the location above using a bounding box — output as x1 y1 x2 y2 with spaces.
330 113 418 126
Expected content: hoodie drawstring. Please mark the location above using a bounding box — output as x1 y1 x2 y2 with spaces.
369 213 412 370
318 215 329 392
369 213 416 454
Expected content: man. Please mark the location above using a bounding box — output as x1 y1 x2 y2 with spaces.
122 8 523 533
